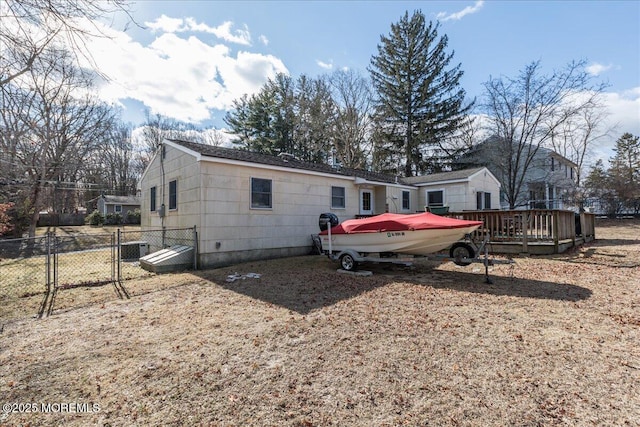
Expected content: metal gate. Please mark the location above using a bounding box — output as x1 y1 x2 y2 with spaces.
0 227 197 322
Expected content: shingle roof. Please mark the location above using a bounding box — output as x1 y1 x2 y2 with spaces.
167 139 404 185
402 167 486 185
102 195 140 205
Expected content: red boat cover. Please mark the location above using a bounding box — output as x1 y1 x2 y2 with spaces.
319 212 483 235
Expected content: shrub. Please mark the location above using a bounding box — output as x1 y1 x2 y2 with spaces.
0 202 15 236
105 212 123 225
86 210 104 226
126 209 141 224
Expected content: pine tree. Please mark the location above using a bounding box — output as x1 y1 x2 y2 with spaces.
584 159 617 215
368 10 473 176
609 133 640 213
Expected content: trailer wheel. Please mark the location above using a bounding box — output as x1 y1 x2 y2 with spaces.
340 253 358 271
450 243 475 266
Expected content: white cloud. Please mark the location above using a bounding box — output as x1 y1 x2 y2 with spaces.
145 14 186 32
259 34 269 46
145 16 251 45
437 1 484 22
584 87 640 165
602 87 640 135
83 18 287 123
316 59 333 70
585 62 614 76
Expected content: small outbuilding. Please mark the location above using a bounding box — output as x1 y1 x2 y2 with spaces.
403 167 501 212
97 195 141 222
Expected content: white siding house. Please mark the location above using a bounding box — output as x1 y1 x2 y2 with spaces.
139 139 502 268
139 139 417 268
404 167 501 212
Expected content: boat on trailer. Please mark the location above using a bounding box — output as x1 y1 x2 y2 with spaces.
318 212 484 271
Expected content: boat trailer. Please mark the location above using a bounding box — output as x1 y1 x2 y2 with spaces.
316 232 512 284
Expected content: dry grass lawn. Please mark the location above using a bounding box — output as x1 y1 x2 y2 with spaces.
1 220 638 426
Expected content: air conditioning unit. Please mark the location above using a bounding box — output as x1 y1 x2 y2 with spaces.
121 241 149 260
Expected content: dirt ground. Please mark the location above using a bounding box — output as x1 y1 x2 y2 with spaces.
1 219 638 426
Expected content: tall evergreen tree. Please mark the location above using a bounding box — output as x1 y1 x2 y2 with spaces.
225 73 335 161
584 134 640 215
584 159 617 215
608 133 640 213
368 10 473 176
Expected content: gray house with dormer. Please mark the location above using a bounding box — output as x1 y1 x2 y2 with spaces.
457 136 578 210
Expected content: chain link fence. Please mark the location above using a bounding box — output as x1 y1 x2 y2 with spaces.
0 227 197 325
0 235 51 320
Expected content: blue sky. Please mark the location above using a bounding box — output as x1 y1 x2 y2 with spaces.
86 0 639 160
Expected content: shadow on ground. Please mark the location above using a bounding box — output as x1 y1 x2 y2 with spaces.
194 255 592 315
541 237 640 268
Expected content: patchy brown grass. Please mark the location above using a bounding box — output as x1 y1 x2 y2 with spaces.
34 225 142 237
1 219 638 426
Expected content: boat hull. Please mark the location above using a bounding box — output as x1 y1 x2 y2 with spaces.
320 225 480 256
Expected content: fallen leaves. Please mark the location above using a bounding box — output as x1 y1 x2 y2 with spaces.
0 220 638 425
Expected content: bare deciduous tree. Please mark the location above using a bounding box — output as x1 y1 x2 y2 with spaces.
1 0 132 87
328 70 373 169
1 47 116 236
482 59 607 209
548 92 612 209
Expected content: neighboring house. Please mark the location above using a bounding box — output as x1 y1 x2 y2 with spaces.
139 139 500 268
403 167 501 212
458 137 578 210
97 195 141 221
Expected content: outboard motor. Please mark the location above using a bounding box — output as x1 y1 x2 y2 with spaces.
319 213 339 231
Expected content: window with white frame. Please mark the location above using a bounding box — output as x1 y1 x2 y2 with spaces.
476 191 492 210
114 205 122 213
331 186 345 209
251 177 272 209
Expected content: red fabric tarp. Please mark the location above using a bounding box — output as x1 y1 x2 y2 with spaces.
319 212 483 235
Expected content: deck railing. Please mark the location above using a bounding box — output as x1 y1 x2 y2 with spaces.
445 210 595 251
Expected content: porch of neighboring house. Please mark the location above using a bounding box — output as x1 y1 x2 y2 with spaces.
446 209 596 255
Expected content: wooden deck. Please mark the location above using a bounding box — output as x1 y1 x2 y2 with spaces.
445 210 596 255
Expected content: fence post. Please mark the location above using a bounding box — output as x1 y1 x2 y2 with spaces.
522 212 529 254
38 232 53 319
193 225 198 270
112 232 116 284
553 211 560 253
46 232 52 292
46 232 59 317
116 229 121 283
53 233 58 294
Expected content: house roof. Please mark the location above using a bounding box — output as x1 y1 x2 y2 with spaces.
101 195 141 205
468 136 578 168
162 139 496 190
403 167 488 185
166 139 404 185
